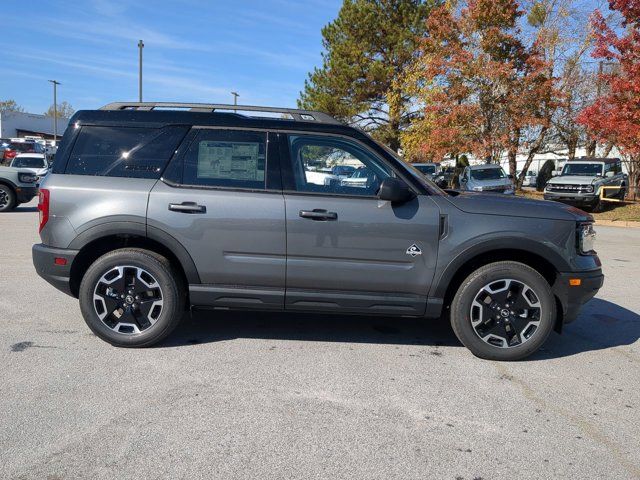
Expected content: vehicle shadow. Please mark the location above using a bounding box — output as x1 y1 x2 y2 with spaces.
8 206 38 213
161 309 460 348
529 298 640 360
161 298 639 360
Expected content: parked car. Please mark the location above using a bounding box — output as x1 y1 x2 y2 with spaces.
433 166 455 189
0 165 39 211
412 162 440 178
340 166 380 189
544 158 627 211
10 153 49 177
33 102 603 361
331 165 356 179
459 164 515 194
2 140 45 164
517 170 537 188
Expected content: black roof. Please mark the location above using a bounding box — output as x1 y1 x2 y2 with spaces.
71 102 361 139
568 157 620 164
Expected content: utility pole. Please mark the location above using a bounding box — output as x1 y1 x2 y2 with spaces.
231 91 239 112
48 80 61 144
138 40 144 102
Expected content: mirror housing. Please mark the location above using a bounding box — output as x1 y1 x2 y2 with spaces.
378 177 415 204
605 171 614 178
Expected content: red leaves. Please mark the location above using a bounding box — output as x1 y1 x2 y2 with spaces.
578 0 640 161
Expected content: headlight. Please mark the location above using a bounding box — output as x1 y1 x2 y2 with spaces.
18 173 38 183
578 223 597 254
585 185 594 193
545 184 552 191
473 186 483 191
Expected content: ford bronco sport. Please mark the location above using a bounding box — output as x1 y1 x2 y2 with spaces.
32 102 603 360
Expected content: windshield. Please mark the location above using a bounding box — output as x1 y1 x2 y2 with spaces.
12 157 46 168
470 167 507 180
414 165 436 174
561 163 603 176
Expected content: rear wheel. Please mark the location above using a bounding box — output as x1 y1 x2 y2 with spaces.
617 184 627 201
79 248 185 347
0 184 16 212
450 261 556 360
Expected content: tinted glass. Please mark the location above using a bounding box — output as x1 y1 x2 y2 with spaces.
66 126 187 178
182 130 267 189
288 135 392 196
10 142 43 153
415 165 436 174
470 168 506 180
561 163 603 176
12 157 46 168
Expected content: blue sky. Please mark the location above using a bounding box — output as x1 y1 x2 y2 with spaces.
0 0 342 114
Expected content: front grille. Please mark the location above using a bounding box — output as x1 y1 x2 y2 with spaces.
483 185 507 192
547 184 592 193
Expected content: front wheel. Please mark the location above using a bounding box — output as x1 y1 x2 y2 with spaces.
450 261 556 361
0 184 16 212
79 248 185 347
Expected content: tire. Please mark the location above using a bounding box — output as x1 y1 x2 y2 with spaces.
617 185 627 201
0 184 16 212
591 196 604 213
450 261 556 361
79 248 185 347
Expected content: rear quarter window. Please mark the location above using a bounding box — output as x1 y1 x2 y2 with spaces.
65 126 188 178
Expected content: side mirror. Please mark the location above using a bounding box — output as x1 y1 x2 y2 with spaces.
508 174 514 180
460 177 467 183
605 171 614 178
378 177 415 203
551 170 559 177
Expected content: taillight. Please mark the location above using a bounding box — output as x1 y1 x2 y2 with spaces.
38 189 50 233
4 149 16 160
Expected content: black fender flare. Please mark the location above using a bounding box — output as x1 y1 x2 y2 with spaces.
429 236 571 300
67 221 200 283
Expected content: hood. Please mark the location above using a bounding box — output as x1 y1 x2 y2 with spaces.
446 191 592 222
547 175 599 185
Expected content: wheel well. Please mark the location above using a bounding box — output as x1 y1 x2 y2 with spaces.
69 234 189 298
441 249 558 313
0 180 16 193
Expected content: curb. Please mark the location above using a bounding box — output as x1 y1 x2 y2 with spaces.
595 220 640 228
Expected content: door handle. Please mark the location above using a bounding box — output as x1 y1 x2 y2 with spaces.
299 209 338 221
168 202 207 214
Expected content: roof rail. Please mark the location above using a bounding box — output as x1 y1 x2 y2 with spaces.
99 102 341 125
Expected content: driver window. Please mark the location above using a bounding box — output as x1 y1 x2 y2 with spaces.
288 135 392 196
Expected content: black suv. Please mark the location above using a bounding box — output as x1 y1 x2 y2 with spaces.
32 102 603 360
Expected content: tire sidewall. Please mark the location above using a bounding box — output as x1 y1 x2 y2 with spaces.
79 249 183 347
451 262 555 361
0 185 16 212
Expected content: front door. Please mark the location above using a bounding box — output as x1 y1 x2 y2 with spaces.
147 128 286 309
281 133 440 315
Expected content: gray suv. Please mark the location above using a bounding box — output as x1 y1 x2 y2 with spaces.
32 102 603 360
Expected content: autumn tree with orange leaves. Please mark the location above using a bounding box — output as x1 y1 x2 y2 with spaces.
402 0 558 186
578 0 640 189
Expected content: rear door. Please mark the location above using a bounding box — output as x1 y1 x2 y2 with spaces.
147 128 286 309
281 133 440 315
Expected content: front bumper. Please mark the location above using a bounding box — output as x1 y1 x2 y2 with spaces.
16 186 38 204
544 191 597 205
552 268 604 325
32 243 79 297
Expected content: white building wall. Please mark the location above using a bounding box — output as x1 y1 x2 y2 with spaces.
0 111 70 139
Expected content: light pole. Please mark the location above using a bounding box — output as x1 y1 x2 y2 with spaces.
231 91 239 112
138 40 144 102
48 80 61 144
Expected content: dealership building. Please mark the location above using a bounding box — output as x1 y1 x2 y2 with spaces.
0 111 70 140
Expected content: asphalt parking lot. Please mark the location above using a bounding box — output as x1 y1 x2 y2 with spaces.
1 199 639 480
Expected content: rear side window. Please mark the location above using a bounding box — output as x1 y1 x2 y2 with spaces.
65 126 187 178
182 129 266 189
